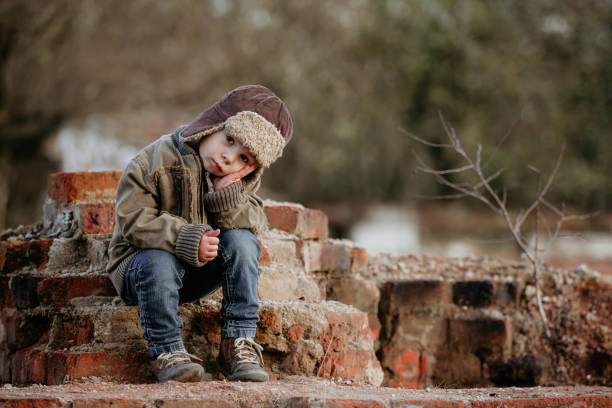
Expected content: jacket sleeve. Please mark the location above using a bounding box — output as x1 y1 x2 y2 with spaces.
203 178 268 235
115 157 211 267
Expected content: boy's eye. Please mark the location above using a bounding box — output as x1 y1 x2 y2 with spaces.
240 154 249 164
226 135 234 145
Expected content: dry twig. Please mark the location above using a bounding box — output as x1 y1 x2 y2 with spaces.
408 113 594 339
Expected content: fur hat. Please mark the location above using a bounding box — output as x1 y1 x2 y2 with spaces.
180 85 293 168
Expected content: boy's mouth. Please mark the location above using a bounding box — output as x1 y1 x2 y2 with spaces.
213 160 223 173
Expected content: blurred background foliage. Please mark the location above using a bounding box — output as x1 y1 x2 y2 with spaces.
1 0 611 229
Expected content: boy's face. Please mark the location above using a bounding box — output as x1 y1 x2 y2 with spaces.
198 129 256 177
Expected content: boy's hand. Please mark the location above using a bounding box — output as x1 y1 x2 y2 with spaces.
213 164 257 191
198 229 220 262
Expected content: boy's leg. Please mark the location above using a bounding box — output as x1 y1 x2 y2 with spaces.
124 249 204 382
180 229 261 335
180 229 268 381
219 228 261 337
216 229 268 382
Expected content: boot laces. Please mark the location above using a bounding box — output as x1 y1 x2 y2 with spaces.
157 350 202 370
233 337 264 366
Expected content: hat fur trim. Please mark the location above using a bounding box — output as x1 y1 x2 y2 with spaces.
224 111 285 168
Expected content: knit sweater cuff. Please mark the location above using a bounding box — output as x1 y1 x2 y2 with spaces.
204 181 244 213
175 224 211 267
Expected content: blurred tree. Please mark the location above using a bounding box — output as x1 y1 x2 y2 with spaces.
0 0 610 228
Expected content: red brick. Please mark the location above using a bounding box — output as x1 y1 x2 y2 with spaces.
493 282 519 306
304 242 368 273
391 400 466 408
349 246 368 272
49 315 94 349
72 399 145 408
194 311 222 346
327 277 379 313
325 309 372 344
264 203 329 239
488 354 548 386
47 171 122 203
304 241 352 273
0 239 53 273
453 280 519 308
285 324 305 342
37 275 116 307
381 280 448 312
367 313 381 340
11 348 30 384
382 348 426 388
28 351 47 384
9 274 43 309
280 350 317 376
449 317 511 354
255 310 282 345
79 202 116 234
471 396 612 408
379 315 446 352
46 351 150 385
452 280 495 307
140 400 235 408
318 349 379 382
257 239 271 264
0 399 63 408
0 276 14 308
432 350 482 387
286 397 385 408
7 313 51 350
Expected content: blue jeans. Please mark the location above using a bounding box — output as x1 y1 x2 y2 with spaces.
123 229 261 357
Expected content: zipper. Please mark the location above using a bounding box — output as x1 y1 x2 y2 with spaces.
195 153 205 224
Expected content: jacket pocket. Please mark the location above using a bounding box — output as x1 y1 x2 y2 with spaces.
155 167 190 220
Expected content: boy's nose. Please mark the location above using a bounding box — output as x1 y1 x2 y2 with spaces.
222 152 236 165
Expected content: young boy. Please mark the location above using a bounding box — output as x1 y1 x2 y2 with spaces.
106 85 293 383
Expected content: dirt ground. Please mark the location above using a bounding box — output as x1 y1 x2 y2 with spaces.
1 377 611 407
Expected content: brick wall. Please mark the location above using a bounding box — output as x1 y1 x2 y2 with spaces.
0 171 610 387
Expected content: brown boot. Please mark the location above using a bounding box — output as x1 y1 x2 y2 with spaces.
153 350 204 383
217 337 269 382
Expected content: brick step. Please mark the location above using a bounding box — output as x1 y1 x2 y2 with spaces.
380 278 522 312
0 380 610 407
44 172 330 240
4 299 382 385
376 276 521 388
2 257 321 313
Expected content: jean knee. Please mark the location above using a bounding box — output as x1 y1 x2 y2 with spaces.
135 249 184 288
219 229 261 262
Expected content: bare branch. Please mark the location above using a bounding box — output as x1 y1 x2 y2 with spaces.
410 118 578 340
400 127 454 148
473 168 505 191
417 164 473 175
540 198 564 218
411 150 500 214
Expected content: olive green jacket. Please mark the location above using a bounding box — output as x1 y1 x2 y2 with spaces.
106 127 267 298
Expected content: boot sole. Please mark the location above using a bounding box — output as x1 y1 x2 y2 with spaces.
216 357 269 382
158 364 205 383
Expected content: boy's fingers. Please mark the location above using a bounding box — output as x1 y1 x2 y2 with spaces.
237 164 257 178
205 229 221 237
206 237 219 245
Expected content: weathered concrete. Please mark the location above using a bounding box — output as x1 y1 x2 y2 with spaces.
0 378 610 408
